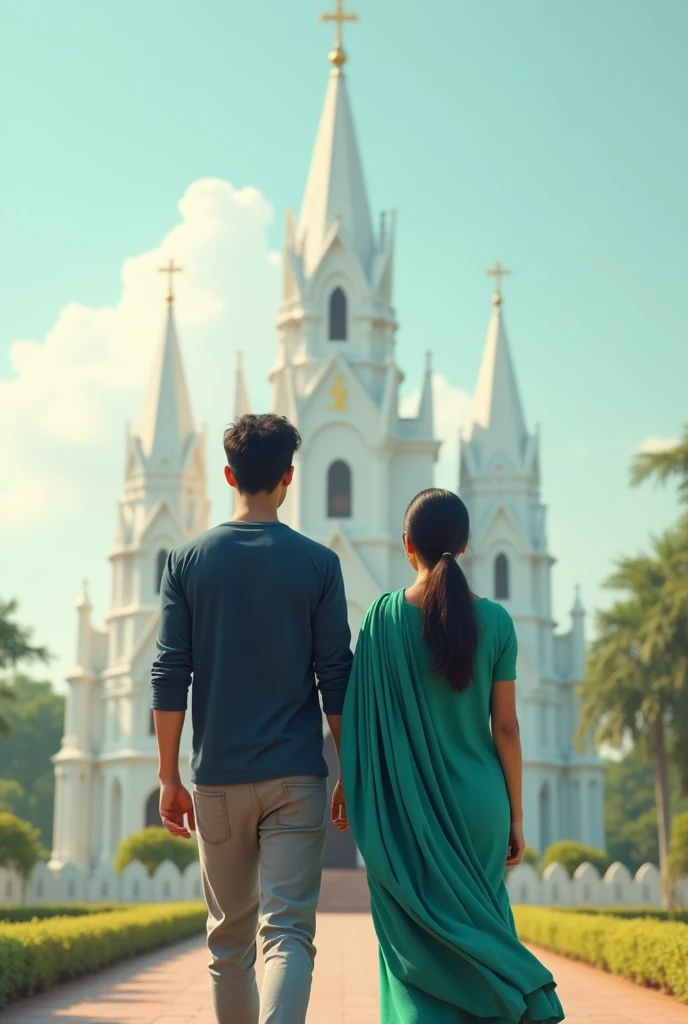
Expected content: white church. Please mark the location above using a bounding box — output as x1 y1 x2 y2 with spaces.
50 10 604 873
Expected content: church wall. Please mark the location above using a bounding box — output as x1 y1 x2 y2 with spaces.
299 423 373 539
388 450 436 540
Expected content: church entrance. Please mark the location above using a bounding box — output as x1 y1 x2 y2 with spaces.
322 729 359 868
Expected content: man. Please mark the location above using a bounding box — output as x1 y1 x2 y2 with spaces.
151 414 353 1024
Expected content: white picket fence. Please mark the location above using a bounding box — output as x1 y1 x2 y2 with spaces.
0 859 204 905
506 861 688 907
0 859 686 907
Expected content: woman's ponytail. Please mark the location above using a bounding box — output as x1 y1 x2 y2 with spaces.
404 489 478 692
422 553 478 692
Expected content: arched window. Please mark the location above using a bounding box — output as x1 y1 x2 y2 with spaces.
494 553 510 600
110 779 122 855
145 789 160 828
155 549 168 594
327 460 352 518
539 782 552 853
328 287 347 341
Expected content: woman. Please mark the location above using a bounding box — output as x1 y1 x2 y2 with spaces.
339 489 564 1024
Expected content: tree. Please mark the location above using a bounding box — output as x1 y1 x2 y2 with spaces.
0 812 46 881
523 845 540 869
0 675 65 846
668 812 688 886
631 426 688 504
0 779 26 814
604 749 688 873
0 600 50 736
542 840 609 878
577 528 688 906
113 826 199 876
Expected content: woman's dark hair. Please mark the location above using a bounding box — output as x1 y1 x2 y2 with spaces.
403 488 478 692
223 414 301 494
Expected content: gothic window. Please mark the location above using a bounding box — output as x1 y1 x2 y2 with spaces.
327 460 352 518
155 549 168 594
494 553 510 600
110 779 122 854
539 782 552 853
145 789 160 828
328 287 347 341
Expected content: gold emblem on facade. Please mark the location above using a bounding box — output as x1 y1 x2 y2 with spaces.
329 372 348 411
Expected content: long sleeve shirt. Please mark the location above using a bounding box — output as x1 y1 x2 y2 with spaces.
151 521 353 785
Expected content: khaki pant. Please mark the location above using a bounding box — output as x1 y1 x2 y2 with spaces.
193 776 328 1024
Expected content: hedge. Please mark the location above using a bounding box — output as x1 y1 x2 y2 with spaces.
0 903 121 924
557 905 688 924
513 907 688 1002
0 902 206 1007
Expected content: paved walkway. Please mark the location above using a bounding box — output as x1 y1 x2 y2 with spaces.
4 873 688 1024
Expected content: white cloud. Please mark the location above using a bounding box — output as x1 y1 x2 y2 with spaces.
636 436 679 455
0 179 280 532
401 374 473 492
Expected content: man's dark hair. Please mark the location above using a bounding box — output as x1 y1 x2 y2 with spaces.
223 414 301 494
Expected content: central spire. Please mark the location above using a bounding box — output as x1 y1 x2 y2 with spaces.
320 0 359 71
297 5 374 279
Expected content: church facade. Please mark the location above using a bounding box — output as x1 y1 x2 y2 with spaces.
50 20 603 873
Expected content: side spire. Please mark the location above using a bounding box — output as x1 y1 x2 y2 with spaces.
417 351 434 436
234 351 251 419
135 263 196 466
468 266 528 468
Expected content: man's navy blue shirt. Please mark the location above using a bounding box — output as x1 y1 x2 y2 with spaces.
151 522 353 785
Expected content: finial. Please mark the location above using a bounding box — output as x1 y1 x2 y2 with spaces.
320 0 359 71
159 258 183 305
486 261 511 305
425 350 433 373
76 579 91 610
236 350 244 369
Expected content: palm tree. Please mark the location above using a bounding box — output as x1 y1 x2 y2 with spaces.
0 600 50 737
577 530 688 907
631 425 688 503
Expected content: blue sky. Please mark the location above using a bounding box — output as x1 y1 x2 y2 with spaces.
1 0 686 688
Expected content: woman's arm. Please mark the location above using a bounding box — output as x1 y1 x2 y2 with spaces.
491 679 525 865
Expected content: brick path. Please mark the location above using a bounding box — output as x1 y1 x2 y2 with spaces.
4 872 688 1023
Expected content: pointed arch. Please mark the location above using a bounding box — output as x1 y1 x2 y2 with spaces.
155 549 168 594
539 781 552 852
327 460 352 518
144 789 160 829
494 552 510 600
328 287 348 341
110 779 122 855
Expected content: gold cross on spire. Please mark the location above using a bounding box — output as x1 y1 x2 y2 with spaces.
486 261 511 305
320 0 359 70
159 258 183 305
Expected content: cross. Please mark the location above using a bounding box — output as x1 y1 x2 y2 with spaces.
159 258 183 304
320 0 359 69
486 261 511 303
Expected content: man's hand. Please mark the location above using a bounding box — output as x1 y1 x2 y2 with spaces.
331 779 349 832
159 780 196 839
506 819 525 867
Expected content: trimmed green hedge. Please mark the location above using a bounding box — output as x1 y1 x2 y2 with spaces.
0 903 121 924
557 905 688 924
513 907 688 1002
0 903 206 1007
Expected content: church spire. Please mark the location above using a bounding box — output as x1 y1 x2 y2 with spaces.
135 264 196 467
297 3 374 278
234 351 251 419
468 267 529 469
